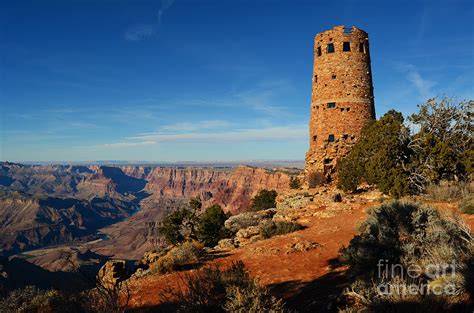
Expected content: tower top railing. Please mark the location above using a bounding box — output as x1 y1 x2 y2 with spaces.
343 27 353 35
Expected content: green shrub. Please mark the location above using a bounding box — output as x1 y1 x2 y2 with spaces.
307 171 326 188
337 111 412 198
162 261 286 312
339 201 473 312
340 201 471 274
459 195 474 214
197 204 232 247
426 181 472 201
249 190 277 211
158 198 202 245
289 176 301 189
0 286 83 313
260 220 303 239
150 241 204 274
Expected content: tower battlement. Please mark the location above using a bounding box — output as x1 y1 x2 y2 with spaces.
305 26 376 179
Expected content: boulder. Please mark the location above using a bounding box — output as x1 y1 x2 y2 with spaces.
236 226 261 239
224 209 276 232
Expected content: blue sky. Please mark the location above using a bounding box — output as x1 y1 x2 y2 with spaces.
1 0 473 162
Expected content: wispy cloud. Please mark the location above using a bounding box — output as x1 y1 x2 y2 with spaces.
160 120 231 132
124 0 176 41
104 141 156 148
104 124 306 145
124 24 156 42
399 64 436 101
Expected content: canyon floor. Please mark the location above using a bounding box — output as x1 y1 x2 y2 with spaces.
124 189 474 312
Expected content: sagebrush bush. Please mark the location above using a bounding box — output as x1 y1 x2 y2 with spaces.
162 261 285 312
150 241 204 274
260 220 303 239
340 201 471 273
307 171 326 188
0 286 83 313
426 181 472 201
459 195 474 214
339 201 473 312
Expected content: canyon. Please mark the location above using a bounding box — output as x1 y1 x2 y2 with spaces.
0 162 295 263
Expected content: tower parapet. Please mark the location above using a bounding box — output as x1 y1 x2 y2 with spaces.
305 26 376 179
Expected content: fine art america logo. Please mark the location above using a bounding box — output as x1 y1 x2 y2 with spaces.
376 259 458 296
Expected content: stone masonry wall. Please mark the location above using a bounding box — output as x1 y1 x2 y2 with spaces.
305 25 376 179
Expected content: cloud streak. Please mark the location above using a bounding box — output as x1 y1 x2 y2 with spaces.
400 64 436 101
124 0 176 41
103 124 306 148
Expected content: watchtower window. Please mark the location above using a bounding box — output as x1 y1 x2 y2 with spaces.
317 46 322 56
312 135 317 142
346 107 351 112
327 102 336 108
314 74 317 82
340 108 344 112
327 43 335 53
328 134 335 142
331 74 336 80
343 42 351 52
359 42 365 53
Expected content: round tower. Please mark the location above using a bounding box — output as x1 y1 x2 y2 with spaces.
305 25 376 179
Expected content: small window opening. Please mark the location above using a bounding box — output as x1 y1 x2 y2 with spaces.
346 108 351 112
314 74 318 82
324 158 332 164
316 105 319 109
328 134 335 142
331 74 336 80
340 108 344 112
343 134 349 139
359 42 365 53
343 42 351 52
327 102 336 109
327 43 335 53
312 135 317 142
317 46 322 56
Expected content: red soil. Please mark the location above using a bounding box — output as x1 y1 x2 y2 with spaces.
125 196 474 312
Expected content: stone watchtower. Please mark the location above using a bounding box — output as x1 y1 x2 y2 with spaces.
305 26 376 179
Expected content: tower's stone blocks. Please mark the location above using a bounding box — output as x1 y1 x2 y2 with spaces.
305 26 376 179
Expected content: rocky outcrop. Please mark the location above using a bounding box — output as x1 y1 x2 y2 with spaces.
97 260 129 289
224 209 276 232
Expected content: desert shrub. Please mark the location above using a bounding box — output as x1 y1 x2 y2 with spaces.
339 201 473 312
158 198 201 245
197 204 232 247
459 195 474 214
289 176 301 189
337 111 412 198
260 220 304 239
249 190 277 211
408 98 473 184
307 171 326 188
150 241 204 274
0 286 83 313
337 99 473 197
425 181 472 201
340 201 471 274
163 261 285 312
